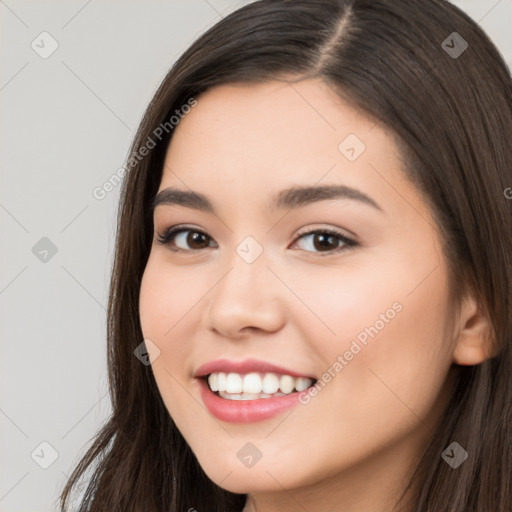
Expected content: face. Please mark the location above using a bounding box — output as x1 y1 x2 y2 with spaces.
139 79 459 500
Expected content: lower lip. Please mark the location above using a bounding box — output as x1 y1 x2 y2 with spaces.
198 378 303 423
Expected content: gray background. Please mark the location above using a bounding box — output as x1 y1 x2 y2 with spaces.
1 1 511 510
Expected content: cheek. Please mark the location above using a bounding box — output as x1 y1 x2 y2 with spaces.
139 259 212 439
293 249 454 422
280 260 406 355
139 257 199 399
139 255 204 340
315 265 454 427
138 254 218 366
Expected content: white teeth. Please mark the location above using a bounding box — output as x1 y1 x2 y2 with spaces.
295 377 312 392
218 390 286 400
279 375 295 394
243 373 262 394
226 373 243 393
262 373 280 394
208 373 218 392
206 371 314 398
218 372 226 391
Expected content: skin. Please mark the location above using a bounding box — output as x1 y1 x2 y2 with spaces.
138 78 492 512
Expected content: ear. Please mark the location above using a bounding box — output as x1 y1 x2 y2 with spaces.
452 293 495 365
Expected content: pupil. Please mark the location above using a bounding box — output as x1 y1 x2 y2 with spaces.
189 231 207 248
314 233 337 251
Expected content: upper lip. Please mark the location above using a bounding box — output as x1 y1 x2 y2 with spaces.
194 358 317 380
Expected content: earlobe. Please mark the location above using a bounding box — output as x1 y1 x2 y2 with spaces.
452 294 495 366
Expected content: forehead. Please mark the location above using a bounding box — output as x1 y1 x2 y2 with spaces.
159 79 430 223
166 78 393 166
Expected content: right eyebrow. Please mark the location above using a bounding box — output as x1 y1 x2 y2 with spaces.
151 187 213 213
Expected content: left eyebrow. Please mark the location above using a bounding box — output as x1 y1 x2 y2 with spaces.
151 184 384 214
270 184 384 213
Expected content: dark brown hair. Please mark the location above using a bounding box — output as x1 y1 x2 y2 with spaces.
59 0 512 510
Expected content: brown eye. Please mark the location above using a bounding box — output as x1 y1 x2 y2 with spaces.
184 231 210 249
156 227 216 251
313 233 340 251
292 229 357 255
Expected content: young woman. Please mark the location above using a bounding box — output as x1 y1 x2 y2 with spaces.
59 0 512 510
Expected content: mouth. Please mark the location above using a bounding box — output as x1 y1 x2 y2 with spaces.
202 371 318 401
194 358 319 421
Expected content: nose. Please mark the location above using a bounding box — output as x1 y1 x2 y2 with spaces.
202 250 287 339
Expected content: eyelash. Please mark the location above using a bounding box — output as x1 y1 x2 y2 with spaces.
155 224 358 256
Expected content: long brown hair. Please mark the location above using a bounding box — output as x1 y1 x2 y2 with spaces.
59 1 512 510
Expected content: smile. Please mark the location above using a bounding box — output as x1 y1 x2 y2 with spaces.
207 371 314 400
195 358 318 422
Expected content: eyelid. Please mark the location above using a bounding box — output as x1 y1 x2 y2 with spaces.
294 223 356 241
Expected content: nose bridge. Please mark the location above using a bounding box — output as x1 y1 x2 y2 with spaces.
217 235 272 304
204 234 285 336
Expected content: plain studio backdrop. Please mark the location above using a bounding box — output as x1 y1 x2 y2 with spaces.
0 1 510 510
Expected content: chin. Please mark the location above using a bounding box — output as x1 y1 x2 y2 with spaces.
198 454 304 494
209 472 280 495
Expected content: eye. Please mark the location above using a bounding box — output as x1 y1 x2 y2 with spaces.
155 225 217 252
155 225 357 255
290 228 357 255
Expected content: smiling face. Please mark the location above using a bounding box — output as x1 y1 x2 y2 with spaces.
138 78 461 506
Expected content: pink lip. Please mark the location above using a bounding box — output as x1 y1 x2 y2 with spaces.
198 378 304 423
194 358 316 379
194 358 316 423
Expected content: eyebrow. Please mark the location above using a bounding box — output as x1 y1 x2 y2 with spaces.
151 184 384 214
